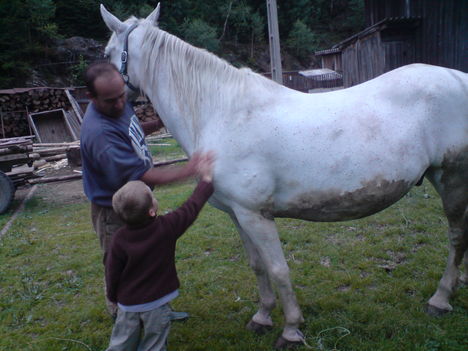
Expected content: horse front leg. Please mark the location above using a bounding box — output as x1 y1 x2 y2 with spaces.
229 213 276 333
233 207 304 347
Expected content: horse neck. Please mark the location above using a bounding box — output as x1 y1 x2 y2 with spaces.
137 26 278 153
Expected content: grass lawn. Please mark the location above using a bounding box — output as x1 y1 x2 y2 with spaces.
0 140 466 350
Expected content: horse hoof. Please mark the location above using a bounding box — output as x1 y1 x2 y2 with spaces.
425 304 450 317
274 335 303 350
246 320 273 335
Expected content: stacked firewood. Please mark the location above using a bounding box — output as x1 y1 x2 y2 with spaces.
0 111 30 137
0 88 71 113
134 102 161 124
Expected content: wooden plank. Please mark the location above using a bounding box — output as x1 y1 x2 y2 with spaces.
64 110 81 139
60 108 78 141
33 142 79 147
0 135 35 142
33 146 80 155
0 139 32 149
65 89 83 122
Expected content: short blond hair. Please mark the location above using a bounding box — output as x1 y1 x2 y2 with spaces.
112 181 155 225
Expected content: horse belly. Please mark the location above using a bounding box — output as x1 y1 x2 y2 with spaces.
273 178 412 222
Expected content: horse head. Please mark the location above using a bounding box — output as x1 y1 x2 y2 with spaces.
99 3 161 96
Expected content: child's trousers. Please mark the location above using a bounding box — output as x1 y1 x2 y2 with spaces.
106 303 172 351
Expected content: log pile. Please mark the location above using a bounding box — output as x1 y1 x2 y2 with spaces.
0 137 40 185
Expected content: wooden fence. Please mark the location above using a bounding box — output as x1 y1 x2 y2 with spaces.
263 71 343 92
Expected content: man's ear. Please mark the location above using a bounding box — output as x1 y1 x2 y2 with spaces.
86 91 98 103
149 207 156 217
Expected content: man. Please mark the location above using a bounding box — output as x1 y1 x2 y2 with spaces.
80 62 205 318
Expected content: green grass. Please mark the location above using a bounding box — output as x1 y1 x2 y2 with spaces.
149 138 187 161
0 143 467 350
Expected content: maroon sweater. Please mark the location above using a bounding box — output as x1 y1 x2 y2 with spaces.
105 181 214 305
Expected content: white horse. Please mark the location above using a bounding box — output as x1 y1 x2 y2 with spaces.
100 4 468 348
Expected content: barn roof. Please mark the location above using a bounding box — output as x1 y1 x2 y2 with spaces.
315 16 421 57
0 87 69 95
332 16 421 49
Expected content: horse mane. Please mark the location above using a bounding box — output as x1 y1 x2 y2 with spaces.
138 20 280 127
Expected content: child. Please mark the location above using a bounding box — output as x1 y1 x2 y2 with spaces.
104 155 214 351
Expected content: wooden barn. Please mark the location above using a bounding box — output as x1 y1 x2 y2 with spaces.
316 0 468 87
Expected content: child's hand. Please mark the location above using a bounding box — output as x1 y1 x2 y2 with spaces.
198 151 215 182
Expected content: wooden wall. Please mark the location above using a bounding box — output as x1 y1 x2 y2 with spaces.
320 54 342 72
342 33 384 87
365 0 468 72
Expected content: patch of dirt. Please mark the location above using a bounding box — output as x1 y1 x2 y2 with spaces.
14 163 87 207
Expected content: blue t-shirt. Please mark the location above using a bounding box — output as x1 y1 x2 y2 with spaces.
80 102 153 207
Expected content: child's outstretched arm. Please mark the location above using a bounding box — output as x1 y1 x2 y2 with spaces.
161 152 215 237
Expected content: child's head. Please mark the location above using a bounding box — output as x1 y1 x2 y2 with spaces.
112 181 158 225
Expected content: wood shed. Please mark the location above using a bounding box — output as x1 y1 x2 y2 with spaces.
316 0 468 87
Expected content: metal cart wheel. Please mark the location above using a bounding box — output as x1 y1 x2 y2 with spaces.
0 171 15 214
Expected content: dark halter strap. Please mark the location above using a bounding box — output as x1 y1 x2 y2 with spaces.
120 23 139 92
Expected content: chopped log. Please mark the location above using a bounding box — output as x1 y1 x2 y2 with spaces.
0 152 37 163
28 173 82 184
44 153 67 162
33 159 47 168
0 145 33 155
66 147 82 167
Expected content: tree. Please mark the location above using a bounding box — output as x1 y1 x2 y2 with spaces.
0 0 58 88
286 19 318 62
182 19 220 53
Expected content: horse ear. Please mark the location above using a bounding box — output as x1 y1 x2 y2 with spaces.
146 3 160 26
100 4 127 34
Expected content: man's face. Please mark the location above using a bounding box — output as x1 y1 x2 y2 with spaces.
91 71 127 118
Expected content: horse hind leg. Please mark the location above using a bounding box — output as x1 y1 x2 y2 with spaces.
426 166 468 315
461 249 468 286
229 213 276 334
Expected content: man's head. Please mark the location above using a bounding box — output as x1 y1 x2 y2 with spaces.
112 180 158 226
85 62 126 118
